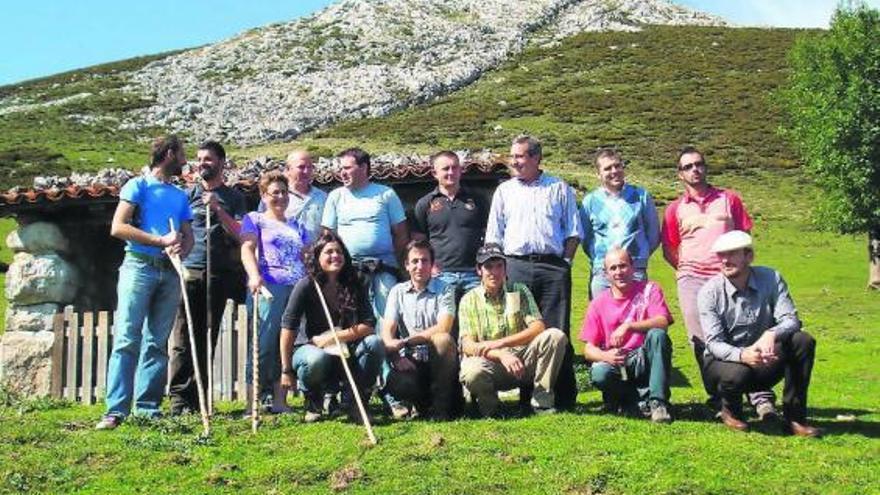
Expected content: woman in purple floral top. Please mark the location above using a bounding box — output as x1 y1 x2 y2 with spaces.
241 172 310 414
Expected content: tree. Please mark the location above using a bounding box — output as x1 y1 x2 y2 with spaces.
780 3 880 289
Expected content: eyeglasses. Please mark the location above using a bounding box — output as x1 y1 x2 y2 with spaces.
678 160 706 172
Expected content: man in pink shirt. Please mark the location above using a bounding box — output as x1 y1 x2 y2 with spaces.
580 248 673 423
661 146 776 419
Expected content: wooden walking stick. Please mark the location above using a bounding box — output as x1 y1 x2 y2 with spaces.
205 203 214 416
251 289 260 433
312 280 378 445
167 219 211 436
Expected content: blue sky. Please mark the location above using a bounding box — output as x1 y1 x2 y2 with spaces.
2 1 878 86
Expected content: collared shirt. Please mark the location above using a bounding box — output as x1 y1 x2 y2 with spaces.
662 186 752 278
697 266 801 363
258 185 327 243
322 182 407 267
458 282 542 342
485 173 582 257
580 183 660 274
119 174 193 257
383 278 454 338
579 280 672 353
184 183 246 270
413 186 487 272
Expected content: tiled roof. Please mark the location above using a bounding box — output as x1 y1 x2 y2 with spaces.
0 159 508 212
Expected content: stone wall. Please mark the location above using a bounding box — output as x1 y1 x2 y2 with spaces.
0 221 80 396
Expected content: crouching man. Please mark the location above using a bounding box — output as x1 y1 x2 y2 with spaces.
381 240 458 420
458 243 567 417
579 248 673 423
698 231 820 437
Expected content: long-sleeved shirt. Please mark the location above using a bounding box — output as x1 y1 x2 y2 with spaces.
697 266 801 362
485 172 582 257
580 184 660 274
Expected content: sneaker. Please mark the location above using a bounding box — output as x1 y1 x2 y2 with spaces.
534 406 557 416
303 394 323 423
390 404 410 420
650 400 672 424
756 401 778 422
95 415 122 430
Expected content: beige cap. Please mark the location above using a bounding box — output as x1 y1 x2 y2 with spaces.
710 230 753 253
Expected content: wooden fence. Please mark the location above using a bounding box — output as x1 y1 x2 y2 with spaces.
50 300 251 404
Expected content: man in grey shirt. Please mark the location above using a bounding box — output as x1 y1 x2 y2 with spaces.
697 230 820 437
381 239 458 420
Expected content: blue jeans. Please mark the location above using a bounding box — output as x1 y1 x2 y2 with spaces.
105 254 182 418
589 268 647 299
245 282 294 394
590 329 672 406
435 270 481 298
292 335 384 398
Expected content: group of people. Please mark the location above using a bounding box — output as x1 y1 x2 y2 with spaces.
94 134 821 438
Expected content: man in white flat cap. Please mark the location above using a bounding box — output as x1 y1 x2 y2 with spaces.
697 231 821 437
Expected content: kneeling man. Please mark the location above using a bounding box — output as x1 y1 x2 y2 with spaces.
698 231 820 437
459 243 567 417
580 248 674 423
382 240 458 420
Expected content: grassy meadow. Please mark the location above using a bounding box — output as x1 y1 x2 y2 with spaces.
0 25 878 494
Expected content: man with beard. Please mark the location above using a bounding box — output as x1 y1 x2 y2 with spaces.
168 141 246 416
97 135 194 429
698 231 820 437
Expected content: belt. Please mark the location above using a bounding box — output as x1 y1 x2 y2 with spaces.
509 253 562 263
128 251 175 271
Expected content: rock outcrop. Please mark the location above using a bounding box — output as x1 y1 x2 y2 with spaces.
125 0 723 144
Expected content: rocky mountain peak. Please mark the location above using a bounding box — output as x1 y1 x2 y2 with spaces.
125 0 724 144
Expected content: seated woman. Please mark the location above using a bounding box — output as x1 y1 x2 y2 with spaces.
279 231 384 423
241 171 310 414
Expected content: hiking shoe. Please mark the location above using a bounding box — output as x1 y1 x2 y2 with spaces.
303 394 323 423
650 400 672 424
756 401 778 422
95 415 122 430
534 406 557 416
390 404 411 420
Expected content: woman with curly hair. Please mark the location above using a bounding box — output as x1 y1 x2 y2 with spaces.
279 231 384 423
241 171 310 414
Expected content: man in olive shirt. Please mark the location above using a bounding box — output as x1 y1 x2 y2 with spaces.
458 243 567 417
697 231 821 437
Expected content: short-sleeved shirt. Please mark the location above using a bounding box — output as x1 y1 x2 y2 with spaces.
321 182 407 267
579 281 673 353
281 277 376 349
485 172 583 256
661 187 752 278
698 266 801 363
240 212 309 286
458 282 542 342
258 185 327 243
184 183 247 270
413 187 487 272
580 184 660 274
383 278 455 338
119 174 193 257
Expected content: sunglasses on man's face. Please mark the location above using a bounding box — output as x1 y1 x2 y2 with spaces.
678 160 706 172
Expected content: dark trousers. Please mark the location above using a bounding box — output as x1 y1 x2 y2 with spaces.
506 256 576 409
703 331 816 423
168 271 243 413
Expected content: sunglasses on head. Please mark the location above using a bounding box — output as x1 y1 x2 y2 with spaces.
678 160 705 172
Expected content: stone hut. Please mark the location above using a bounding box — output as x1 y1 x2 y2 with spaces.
0 152 508 396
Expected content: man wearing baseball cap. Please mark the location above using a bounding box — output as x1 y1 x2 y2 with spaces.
697 231 820 437
458 243 568 417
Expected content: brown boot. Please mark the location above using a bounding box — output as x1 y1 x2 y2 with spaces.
787 420 822 438
720 407 749 432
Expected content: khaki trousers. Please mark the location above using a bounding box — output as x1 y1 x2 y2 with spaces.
459 328 567 416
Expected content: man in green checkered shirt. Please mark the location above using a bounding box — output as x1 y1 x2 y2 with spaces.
458 243 567 417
